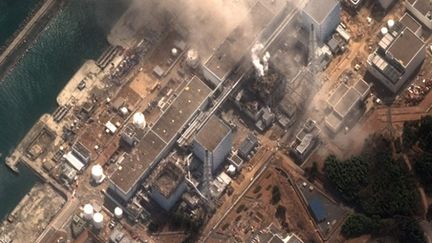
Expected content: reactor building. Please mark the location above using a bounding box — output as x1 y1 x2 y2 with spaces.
193 115 233 174
108 76 212 201
148 155 187 211
301 0 341 42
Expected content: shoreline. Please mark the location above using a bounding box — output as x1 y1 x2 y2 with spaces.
0 0 66 81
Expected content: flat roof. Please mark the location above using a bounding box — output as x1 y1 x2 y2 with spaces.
204 2 274 80
110 77 211 195
325 112 343 131
387 28 425 67
303 0 338 24
152 77 211 142
400 13 422 33
328 83 348 107
413 0 430 16
353 79 370 97
110 131 167 194
152 160 184 198
333 87 361 118
195 115 231 151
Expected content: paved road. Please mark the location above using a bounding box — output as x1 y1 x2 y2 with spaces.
0 0 56 66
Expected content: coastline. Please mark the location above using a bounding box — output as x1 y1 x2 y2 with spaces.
0 0 66 81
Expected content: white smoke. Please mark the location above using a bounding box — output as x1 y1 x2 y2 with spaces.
251 43 271 77
262 51 271 73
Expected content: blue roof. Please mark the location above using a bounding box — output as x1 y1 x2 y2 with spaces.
309 197 326 222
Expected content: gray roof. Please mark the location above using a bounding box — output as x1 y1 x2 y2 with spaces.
333 87 361 118
387 28 425 67
152 77 212 142
110 77 211 195
328 83 348 108
399 13 422 33
303 0 339 24
195 115 231 152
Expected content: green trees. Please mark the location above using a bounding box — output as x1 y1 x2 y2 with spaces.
402 115 432 152
414 153 432 194
341 214 380 238
324 135 423 242
324 155 368 203
418 116 432 152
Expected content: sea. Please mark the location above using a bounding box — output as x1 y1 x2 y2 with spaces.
0 0 128 220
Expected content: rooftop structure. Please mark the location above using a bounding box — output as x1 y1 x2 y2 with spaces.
238 134 259 160
291 119 320 162
325 79 370 133
202 2 274 85
152 77 212 142
405 0 432 30
301 0 341 42
193 115 233 173
149 156 187 211
249 224 304 243
109 76 211 201
399 13 422 36
367 27 425 93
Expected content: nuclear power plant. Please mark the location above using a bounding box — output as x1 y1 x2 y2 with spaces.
2 0 431 242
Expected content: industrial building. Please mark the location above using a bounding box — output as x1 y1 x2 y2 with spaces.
248 223 304 243
108 76 212 201
148 156 187 211
301 0 341 42
290 119 320 162
201 2 276 86
400 13 423 36
405 0 432 30
193 115 232 174
366 27 426 93
325 79 370 133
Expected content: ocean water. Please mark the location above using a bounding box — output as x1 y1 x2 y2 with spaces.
0 0 42 48
0 0 128 220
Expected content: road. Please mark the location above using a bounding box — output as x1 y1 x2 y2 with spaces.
0 0 56 67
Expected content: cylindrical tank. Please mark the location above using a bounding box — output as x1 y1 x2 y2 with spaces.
387 19 395 29
186 49 200 69
114 207 123 219
171 48 178 56
93 212 104 229
91 164 104 184
132 112 146 129
380 27 388 35
83 204 94 220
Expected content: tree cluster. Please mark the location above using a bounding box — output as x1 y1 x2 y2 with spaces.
324 134 424 242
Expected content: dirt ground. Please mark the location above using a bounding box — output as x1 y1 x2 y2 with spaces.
207 165 321 243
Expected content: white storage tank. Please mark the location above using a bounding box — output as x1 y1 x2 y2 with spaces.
186 49 200 69
114 207 123 219
387 19 395 29
91 164 104 184
83 204 94 220
93 212 104 229
132 112 146 129
380 27 388 35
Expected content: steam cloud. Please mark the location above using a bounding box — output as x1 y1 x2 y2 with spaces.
251 42 271 77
